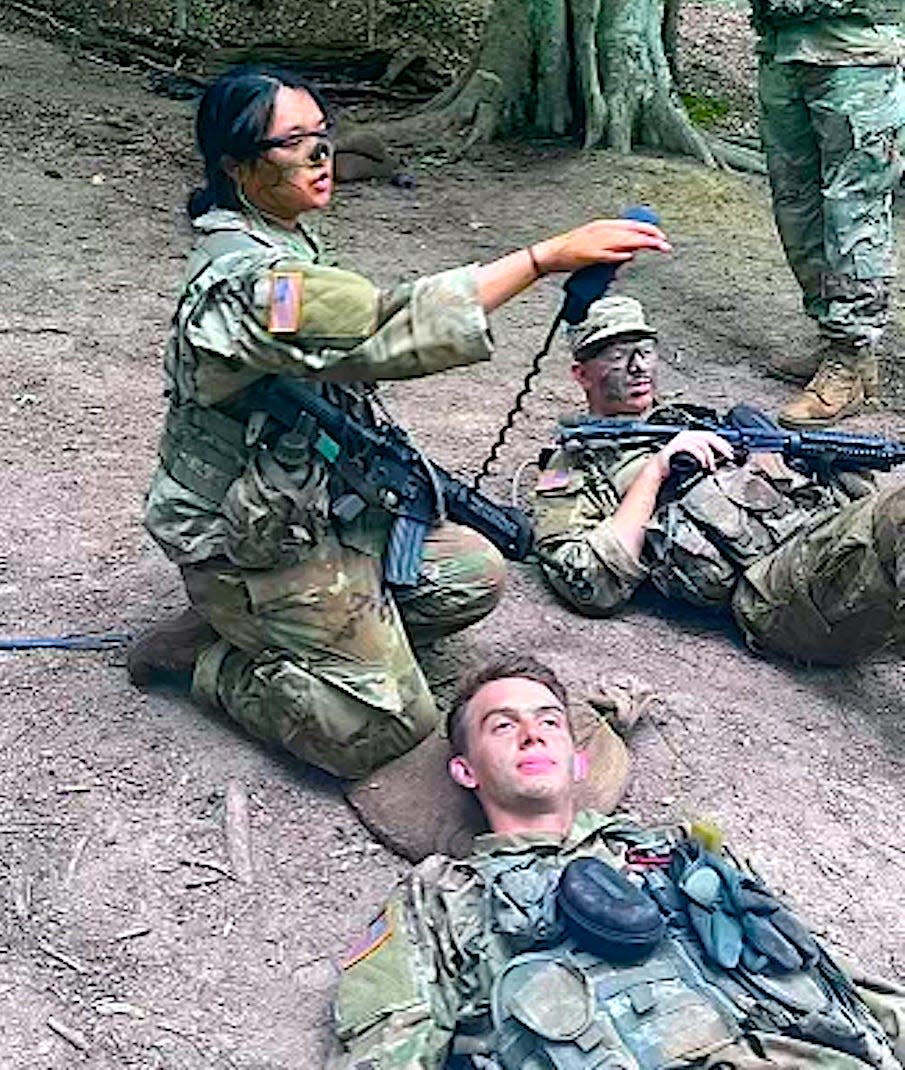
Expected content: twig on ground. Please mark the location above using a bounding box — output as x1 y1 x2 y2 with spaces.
184 873 223 890
179 856 236 880
64 835 89 886
38 942 86 974
113 925 151 941
47 1015 89 1052
224 780 253 884
12 875 33 919
0 325 70 335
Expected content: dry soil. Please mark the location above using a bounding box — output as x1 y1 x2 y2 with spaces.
1 18 904 1070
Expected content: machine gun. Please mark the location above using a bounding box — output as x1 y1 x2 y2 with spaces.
251 377 534 586
556 404 905 479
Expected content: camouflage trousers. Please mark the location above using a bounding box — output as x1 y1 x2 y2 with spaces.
758 59 905 347
732 485 905 664
702 1031 903 1070
184 523 505 779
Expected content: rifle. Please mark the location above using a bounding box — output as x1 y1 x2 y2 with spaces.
556 404 905 478
250 377 534 586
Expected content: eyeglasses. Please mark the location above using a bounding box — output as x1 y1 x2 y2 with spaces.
601 338 658 361
255 123 335 165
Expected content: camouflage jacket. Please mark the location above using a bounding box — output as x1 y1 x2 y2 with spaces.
328 810 905 1070
750 0 903 34
144 208 493 570
750 1 904 62
532 407 867 615
328 811 636 1070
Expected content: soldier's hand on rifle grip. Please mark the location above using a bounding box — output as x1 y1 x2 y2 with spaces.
655 430 734 482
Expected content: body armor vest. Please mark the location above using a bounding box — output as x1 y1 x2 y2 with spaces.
156 215 370 570
637 409 844 609
456 844 896 1070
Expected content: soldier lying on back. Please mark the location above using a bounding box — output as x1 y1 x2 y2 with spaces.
532 295 905 665
328 656 905 1069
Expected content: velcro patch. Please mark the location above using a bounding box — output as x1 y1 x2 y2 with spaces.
268 271 303 333
535 469 572 492
341 911 392 969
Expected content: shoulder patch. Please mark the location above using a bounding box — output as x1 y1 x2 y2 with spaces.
341 911 392 970
268 271 304 333
535 469 573 493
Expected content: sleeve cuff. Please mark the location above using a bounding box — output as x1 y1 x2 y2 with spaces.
586 519 649 584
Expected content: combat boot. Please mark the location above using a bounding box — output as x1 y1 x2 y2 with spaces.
777 352 874 429
127 608 216 687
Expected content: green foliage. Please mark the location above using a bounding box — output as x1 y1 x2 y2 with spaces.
681 92 730 128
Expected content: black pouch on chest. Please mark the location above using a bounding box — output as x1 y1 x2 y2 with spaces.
558 857 664 964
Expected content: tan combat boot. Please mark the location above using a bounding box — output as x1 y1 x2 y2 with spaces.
127 607 216 687
777 350 877 429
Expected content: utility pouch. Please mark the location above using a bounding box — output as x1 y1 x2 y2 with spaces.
221 444 330 570
558 858 664 964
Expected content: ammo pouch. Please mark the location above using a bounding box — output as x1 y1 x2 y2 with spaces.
159 402 251 505
646 455 836 609
220 443 330 569
159 401 330 570
488 941 743 1070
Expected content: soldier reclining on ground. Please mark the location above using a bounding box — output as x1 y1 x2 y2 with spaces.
327 655 905 1069
532 295 905 665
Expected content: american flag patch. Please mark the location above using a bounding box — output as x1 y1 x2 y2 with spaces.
535 469 571 492
268 271 303 333
340 912 391 969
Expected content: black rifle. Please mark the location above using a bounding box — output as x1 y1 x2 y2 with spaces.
556 405 905 478
251 377 534 586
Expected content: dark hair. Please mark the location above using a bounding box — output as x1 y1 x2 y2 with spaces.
188 66 329 219
447 656 570 756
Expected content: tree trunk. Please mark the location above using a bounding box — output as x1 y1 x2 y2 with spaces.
662 0 680 83
424 0 572 147
429 0 716 165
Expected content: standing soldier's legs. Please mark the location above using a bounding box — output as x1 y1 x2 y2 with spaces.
731 486 905 664
183 536 439 780
391 521 506 644
815 65 904 352
759 57 827 384
779 64 905 429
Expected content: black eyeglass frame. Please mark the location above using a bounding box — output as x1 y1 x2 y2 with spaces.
254 121 336 154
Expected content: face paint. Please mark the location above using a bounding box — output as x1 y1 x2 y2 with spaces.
576 335 659 416
237 87 335 221
598 338 658 403
256 126 335 170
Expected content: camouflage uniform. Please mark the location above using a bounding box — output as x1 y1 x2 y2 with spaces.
143 208 505 778
328 810 905 1069
751 3 905 424
533 406 905 664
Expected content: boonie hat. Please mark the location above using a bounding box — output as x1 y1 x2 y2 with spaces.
568 295 656 360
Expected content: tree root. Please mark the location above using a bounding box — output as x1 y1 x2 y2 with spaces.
706 134 768 175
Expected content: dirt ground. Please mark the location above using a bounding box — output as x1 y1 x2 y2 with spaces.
1 18 904 1070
